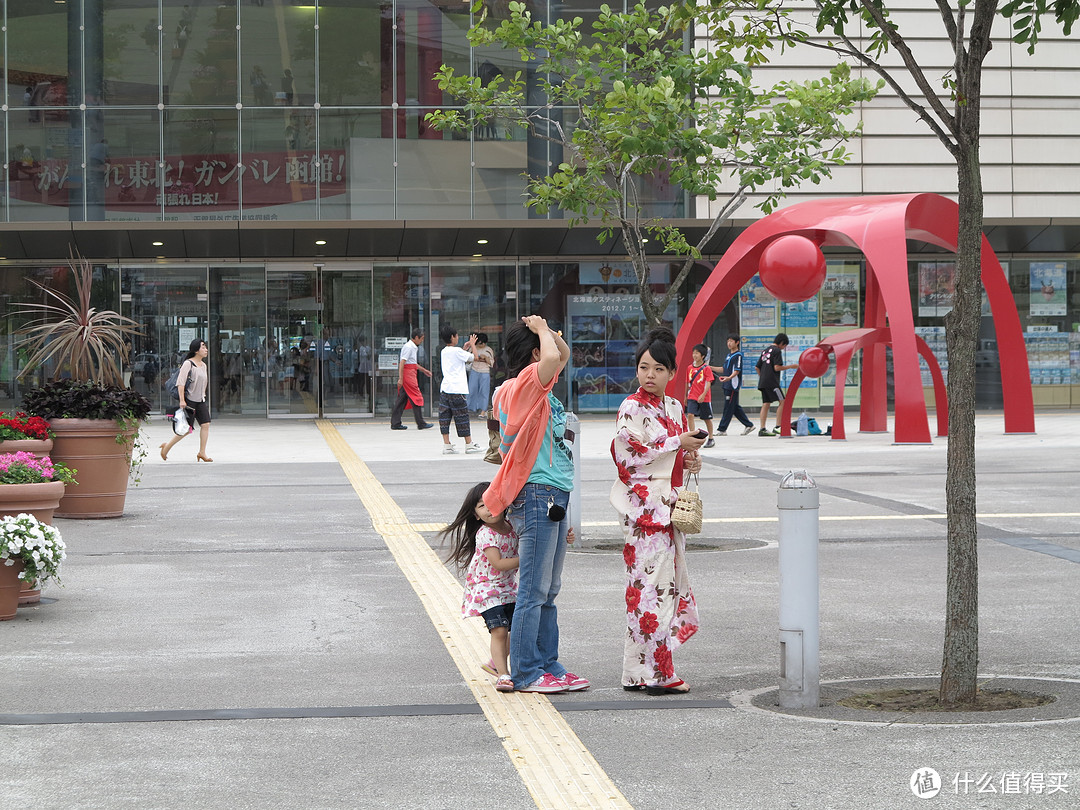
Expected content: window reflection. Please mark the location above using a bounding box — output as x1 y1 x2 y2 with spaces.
163 109 239 221
240 109 319 220
0 0 681 222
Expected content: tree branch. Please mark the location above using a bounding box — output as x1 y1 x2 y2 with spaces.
798 8 960 158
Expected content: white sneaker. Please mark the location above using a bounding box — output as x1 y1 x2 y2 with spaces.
464 442 483 454
741 425 756 436
442 445 458 454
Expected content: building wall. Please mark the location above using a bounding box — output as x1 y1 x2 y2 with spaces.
700 1 1080 221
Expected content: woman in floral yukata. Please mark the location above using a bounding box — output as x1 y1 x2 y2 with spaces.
611 327 706 694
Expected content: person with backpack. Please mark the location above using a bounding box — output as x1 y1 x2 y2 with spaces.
160 338 214 462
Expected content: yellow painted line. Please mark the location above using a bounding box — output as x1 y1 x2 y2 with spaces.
316 421 632 810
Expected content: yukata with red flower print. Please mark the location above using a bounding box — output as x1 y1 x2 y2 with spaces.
462 525 519 617
610 388 700 688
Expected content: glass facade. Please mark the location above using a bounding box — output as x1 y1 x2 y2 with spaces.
1 1 1077 418
2 0 685 223
4 256 1080 418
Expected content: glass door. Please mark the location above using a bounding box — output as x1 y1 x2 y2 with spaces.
266 264 373 418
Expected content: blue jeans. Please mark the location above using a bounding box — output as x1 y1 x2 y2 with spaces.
467 370 491 412
507 483 569 688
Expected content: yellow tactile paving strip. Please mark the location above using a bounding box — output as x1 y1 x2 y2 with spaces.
317 421 632 810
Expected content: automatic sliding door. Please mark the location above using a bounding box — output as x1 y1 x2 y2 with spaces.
321 269 374 416
266 265 373 417
267 269 321 416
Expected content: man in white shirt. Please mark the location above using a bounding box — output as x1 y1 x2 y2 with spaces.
390 329 434 430
439 325 482 454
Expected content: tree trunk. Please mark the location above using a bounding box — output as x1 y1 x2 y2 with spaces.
940 108 985 707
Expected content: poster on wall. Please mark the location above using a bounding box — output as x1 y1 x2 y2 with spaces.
1029 261 1067 317
781 297 819 329
566 293 676 411
820 262 860 327
918 262 955 317
741 332 819 390
738 274 778 329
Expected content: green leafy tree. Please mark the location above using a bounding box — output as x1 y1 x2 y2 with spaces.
427 1 880 326
767 0 1077 705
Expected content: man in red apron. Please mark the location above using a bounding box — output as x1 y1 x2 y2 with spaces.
390 328 434 430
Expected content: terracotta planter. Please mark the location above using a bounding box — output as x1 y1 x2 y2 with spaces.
18 580 41 606
0 438 54 459
48 418 137 519
0 558 24 620
0 480 66 524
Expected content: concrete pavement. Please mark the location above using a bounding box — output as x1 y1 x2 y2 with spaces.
2 409 1078 808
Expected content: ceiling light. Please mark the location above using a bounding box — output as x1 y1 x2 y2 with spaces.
152 241 164 246
315 239 327 245
477 239 489 245
473 253 483 258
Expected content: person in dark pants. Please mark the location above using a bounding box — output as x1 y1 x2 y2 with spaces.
714 334 756 436
756 332 797 436
281 69 294 105
390 329 434 430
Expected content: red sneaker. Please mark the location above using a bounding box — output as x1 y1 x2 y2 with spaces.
559 672 590 691
517 673 568 693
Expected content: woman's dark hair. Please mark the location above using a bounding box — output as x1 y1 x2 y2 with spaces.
635 327 678 369
503 320 540 379
439 482 493 575
474 332 488 345
439 324 457 344
184 338 206 360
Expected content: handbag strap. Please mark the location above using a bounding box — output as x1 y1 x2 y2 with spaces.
682 473 699 493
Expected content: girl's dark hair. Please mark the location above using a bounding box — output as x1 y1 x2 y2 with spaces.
439 482 492 575
503 320 540 379
184 338 205 360
474 332 488 345
635 327 678 369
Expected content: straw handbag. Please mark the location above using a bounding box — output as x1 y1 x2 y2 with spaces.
671 475 702 534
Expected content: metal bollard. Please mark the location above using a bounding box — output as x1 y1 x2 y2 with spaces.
565 411 582 543
777 470 820 709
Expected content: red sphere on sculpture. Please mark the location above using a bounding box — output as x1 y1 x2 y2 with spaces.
799 346 830 379
759 235 827 302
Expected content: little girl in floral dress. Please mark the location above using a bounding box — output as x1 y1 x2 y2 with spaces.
441 481 520 692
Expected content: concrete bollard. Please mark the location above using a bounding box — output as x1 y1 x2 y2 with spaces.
565 411 582 543
777 470 820 709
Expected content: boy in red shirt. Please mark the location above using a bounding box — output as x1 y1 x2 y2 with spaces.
685 343 716 448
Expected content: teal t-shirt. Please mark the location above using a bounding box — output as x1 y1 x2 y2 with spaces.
527 392 574 491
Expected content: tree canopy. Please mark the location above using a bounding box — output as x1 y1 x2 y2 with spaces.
427 1 880 325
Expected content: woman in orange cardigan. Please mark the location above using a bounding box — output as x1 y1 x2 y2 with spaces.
482 316 588 693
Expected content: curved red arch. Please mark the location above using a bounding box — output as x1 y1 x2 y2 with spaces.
672 193 1034 443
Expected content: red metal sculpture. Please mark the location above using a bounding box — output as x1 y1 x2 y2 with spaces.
671 193 1035 443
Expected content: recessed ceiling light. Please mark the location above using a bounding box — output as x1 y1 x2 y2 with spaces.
315 239 327 245
477 239 489 245
152 241 164 246
473 253 483 258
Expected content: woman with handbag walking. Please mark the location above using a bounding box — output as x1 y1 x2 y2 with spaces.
160 338 214 462
610 327 705 694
